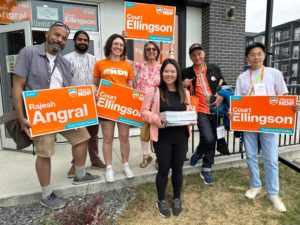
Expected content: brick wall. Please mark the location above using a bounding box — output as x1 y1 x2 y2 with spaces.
202 0 246 83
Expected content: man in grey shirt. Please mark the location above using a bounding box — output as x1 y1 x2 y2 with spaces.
12 22 100 210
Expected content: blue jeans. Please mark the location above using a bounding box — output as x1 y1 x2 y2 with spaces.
196 113 217 169
243 132 279 195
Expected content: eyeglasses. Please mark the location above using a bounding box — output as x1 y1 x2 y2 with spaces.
50 22 70 34
146 47 157 52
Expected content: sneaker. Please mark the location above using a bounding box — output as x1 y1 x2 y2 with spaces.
156 200 171 218
268 195 287 212
40 192 66 210
172 198 182 216
91 159 107 171
245 187 262 199
67 164 75 178
190 152 202 166
105 166 115 182
123 164 134 179
72 172 101 185
200 171 215 185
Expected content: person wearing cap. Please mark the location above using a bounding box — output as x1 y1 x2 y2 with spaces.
182 43 225 185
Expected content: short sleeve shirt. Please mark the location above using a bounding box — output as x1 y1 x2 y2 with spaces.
64 51 96 86
235 67 288 96
13 43 72 91
134 62 161 92
93 59 134 86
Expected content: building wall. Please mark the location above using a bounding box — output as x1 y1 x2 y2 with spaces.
186 6 202 67
202 0 246 83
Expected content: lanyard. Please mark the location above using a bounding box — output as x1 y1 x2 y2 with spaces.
249 66 265 96
250 66 265 84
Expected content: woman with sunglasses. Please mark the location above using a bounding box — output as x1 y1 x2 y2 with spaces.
141 58 192 217
94 34 134 183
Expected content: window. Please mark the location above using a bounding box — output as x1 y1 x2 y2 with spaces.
254 35 264 44
282 30 290 40
294 27 300 41
292 64 298 76
293 46 299 59
282 47 290 59
275 31 281 42
274 46 280 60
281 64 289 76
274 63 279 69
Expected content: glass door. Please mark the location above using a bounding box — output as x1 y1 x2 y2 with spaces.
0 21 32 150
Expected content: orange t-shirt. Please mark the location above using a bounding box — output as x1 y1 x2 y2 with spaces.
93 59 134 86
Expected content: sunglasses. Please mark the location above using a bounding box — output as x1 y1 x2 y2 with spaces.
50 22 70 34
146 47 157 52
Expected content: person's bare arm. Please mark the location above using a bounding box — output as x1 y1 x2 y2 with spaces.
12 75 31 138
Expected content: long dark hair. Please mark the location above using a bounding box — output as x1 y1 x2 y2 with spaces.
104 34 127 60
158 58 186 104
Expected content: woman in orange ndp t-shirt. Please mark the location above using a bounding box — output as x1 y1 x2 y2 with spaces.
94 34 134 183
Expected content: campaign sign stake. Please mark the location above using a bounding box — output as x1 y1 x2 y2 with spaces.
124 1 176 42
230 95 297 134
96 79 145 127
23 85 98 137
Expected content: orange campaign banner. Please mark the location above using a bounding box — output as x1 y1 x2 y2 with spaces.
63 5 98 31
96 79 145 127
124 1 176 42
0 0 31 24
23 85 98 137
230 95 297 134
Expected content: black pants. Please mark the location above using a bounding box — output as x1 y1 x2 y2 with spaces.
196 112 217 169
153 141 188 201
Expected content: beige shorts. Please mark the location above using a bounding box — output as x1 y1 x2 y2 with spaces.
33 128 90 158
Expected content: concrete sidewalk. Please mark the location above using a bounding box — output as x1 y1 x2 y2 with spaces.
0 135 299 207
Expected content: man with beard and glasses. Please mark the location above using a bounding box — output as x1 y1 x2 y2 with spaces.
64 30 106 178
12 22 101 210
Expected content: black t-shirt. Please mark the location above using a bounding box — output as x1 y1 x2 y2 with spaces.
158 90 188 143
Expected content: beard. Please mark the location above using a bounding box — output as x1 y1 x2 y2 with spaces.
75 43 88 53
47 40 64 54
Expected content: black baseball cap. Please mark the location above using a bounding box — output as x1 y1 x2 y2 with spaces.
189 43 204 54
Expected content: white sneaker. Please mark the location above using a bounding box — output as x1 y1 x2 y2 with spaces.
268 195 287 212
123 163 134 179
245 187 262 199
105 166 115 183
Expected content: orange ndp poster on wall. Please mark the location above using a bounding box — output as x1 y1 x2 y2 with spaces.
23 85 98 137
96 79 145 127
0 0 31 24
230 95 297 134
124 1 176 42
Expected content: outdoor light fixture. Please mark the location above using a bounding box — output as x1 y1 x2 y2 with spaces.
225 6 235 20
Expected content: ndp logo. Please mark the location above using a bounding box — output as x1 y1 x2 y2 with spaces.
68 89 77 97
156 7 173 16
269 97 294 106
269 97 278 105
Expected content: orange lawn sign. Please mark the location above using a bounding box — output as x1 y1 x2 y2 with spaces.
124 1 176 42
230 95 297 134
23 85 98 137
96 79 145 127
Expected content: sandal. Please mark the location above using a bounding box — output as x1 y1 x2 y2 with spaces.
140 155 153 168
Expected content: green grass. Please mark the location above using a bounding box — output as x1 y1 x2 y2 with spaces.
116 163 300 225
